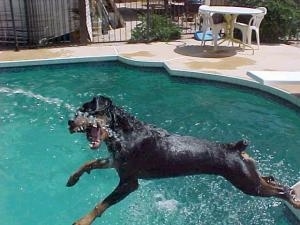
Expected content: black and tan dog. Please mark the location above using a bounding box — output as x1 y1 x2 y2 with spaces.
67 96 300 225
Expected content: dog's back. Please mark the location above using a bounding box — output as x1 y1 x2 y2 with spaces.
114 128 247 180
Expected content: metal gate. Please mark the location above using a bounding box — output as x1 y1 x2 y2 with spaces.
0 0 226 48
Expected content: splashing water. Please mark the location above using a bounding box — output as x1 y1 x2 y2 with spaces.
0 86 76 111
154 193 179 213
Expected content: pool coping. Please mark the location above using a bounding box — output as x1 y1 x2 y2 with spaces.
1 55 300 108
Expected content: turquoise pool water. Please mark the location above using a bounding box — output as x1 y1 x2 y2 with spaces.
0 62 299 225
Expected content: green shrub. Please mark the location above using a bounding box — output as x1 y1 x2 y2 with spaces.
130 14 181 42
230 0 300 43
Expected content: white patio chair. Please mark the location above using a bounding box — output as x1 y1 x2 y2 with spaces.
198 5 226 50
234 7 267 49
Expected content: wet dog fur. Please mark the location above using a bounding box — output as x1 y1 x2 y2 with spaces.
67 96 300 225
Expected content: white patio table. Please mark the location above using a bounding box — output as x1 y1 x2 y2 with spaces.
198 5 264 52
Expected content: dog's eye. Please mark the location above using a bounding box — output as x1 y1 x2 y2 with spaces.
75 112 80 116
96 111 105 116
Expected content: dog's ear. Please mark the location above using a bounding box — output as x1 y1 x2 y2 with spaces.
80 96 112 114
96 96 112 113
80 97 97 113
98 96 112 109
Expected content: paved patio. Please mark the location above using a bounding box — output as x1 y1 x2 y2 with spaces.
0 38 300 96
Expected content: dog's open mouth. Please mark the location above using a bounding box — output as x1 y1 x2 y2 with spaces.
68 112 109 150
88 125 102 149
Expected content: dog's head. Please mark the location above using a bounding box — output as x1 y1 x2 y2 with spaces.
68 96 112 149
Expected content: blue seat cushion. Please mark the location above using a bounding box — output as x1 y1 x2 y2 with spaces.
194 30 220 41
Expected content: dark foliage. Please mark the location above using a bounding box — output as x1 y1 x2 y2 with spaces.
130 14 181 42
230 0 300 43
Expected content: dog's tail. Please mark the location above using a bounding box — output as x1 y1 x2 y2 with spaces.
225 139 249 152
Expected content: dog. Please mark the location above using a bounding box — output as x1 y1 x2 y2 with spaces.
67 96 300 225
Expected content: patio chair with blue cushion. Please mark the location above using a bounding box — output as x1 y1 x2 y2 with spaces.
196 5 226 50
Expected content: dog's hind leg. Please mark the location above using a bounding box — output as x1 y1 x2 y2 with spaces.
257 175 300 209
73 178 138 225
66 158 113 187
224 151 300 209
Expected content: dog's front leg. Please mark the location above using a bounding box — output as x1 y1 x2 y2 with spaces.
73 178 139 225
66 158 113 187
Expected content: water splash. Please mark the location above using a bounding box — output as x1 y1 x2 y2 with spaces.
0 86 75 111
154 193 179 213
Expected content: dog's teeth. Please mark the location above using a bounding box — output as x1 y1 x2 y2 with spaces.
89 142 96 148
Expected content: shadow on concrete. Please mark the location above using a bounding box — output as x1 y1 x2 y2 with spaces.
174 44 239 58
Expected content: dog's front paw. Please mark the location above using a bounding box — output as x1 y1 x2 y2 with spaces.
66 174 80 187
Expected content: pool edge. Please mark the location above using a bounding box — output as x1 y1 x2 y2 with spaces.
1 55 300 108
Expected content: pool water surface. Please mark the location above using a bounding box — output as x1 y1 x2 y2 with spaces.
0 62 300 225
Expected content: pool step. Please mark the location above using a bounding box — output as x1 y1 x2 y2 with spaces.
285 181 300 221
247 71 300 84
247 71 300 96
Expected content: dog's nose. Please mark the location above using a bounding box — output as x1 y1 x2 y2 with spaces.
68 120 76 133
68 120 74 126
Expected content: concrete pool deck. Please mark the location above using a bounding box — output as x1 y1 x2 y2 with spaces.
0 38 300 98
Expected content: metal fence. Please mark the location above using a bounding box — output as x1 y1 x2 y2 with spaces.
87 0 226 43
0 0 226 49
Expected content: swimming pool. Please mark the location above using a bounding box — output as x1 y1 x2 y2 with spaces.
0 61 299 225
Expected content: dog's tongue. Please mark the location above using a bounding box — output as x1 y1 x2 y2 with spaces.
89 126 101 149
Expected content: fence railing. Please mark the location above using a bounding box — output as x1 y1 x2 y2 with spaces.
0 0 226 49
